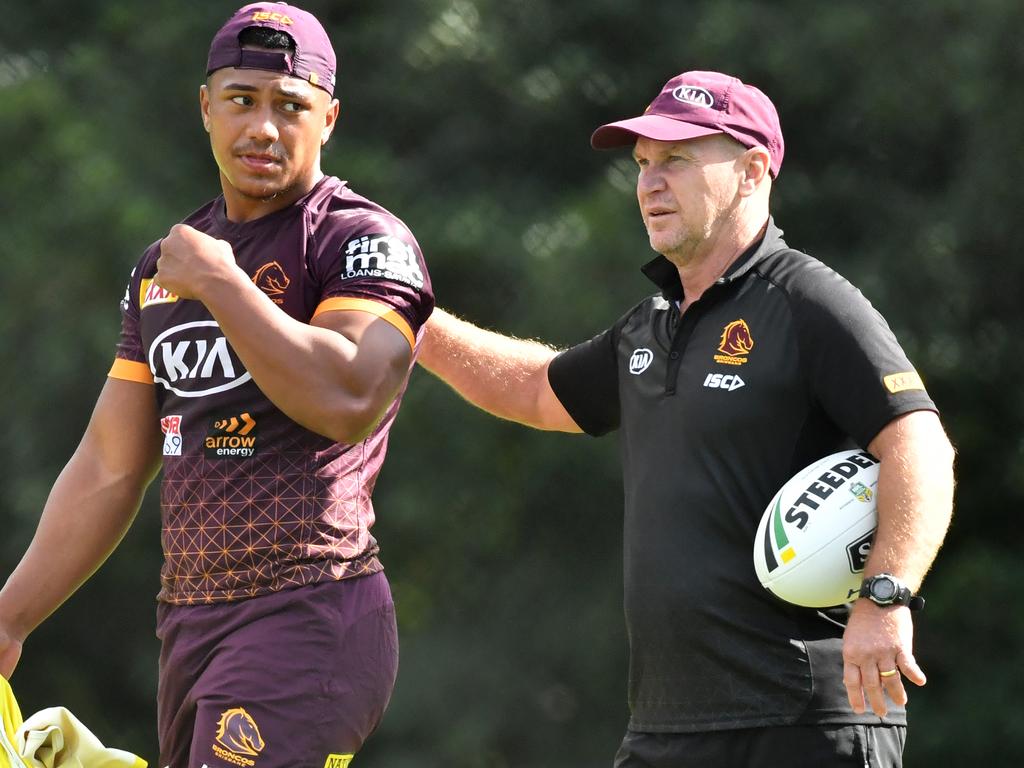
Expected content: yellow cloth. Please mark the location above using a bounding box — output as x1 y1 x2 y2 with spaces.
0 678 145 768
1 677 26 768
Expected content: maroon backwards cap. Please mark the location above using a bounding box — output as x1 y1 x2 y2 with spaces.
591 71 784 177
207 2 337 96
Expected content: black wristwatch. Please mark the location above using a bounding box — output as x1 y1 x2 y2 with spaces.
859 573 925 611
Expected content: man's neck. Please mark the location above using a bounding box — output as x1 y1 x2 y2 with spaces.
221 169 325 224
673 215 769 312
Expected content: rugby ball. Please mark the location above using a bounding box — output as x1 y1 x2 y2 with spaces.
753 449 880 608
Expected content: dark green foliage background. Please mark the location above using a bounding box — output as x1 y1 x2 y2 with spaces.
1 1 1020 765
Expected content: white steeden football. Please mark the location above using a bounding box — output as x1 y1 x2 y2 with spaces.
753 449 880 608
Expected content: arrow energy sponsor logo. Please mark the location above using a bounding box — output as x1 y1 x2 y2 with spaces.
205 412 258 458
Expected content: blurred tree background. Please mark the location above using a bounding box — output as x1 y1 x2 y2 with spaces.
1 0 1021 765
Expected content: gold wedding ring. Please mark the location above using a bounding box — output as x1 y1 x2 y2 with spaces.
879 668 899 678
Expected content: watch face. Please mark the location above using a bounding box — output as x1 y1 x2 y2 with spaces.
871 577 898 601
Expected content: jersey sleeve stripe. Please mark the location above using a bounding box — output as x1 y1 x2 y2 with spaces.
312 297 415 349
108 358 154 384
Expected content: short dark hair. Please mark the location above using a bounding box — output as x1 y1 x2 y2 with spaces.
237 26 296 52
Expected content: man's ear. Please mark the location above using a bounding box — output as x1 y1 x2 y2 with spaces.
739 146 771 196
322 98 340 145
199 84 211 133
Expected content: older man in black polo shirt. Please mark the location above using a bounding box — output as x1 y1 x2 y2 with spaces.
417 70 955 767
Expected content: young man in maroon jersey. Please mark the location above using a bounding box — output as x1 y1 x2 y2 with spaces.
0 4 432 767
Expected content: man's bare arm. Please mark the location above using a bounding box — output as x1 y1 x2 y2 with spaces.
842 409 956 716
417 308 582 433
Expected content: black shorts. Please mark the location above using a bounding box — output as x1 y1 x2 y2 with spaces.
614 725 907 768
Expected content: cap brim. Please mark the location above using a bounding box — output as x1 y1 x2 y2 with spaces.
590 115 722 150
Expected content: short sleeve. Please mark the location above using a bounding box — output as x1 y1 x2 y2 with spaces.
312 213 434 348
548 325 621 437
788 259 936 448
108 252 156 385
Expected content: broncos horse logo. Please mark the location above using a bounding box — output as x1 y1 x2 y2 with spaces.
215 707 266 757
717 319 754 358
252 261 291 304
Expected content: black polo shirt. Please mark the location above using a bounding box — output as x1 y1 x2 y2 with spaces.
548 218 936 733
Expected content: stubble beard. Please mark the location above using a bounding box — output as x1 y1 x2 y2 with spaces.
648 222 707 268
232 169 304 205
238 182 291 204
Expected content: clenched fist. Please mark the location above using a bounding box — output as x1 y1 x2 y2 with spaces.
155 224 239 301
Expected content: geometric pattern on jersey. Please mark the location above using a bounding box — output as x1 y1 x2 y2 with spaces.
159 434 384 605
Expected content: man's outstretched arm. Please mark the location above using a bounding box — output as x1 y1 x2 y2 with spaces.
418 308 582 433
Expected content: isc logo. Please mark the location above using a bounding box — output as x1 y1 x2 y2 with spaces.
252 10 293 24
148 321 252 398
703 373 745 391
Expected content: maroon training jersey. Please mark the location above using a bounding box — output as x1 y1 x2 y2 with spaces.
109 176 433 605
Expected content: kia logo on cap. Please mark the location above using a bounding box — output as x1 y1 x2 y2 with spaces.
672 85 714 108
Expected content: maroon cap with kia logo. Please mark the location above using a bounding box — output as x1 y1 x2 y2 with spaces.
591 70 784 177
207 2 337 96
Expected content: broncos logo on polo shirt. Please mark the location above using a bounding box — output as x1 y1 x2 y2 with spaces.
714 319 754 365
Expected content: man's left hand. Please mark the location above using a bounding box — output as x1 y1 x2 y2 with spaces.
842 598 926 716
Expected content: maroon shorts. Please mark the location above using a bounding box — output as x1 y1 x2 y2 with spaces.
156 572 398 768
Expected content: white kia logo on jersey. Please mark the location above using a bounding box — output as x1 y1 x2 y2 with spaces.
672 85 714 108
703 372 745 391
629 348 654 375
148 321 252 398
343 234 425 290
